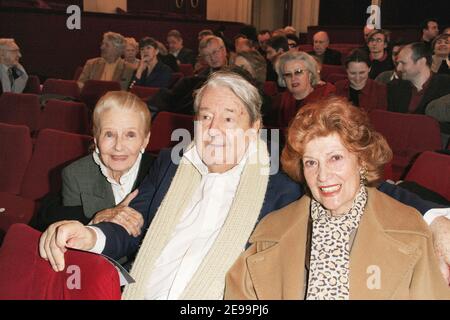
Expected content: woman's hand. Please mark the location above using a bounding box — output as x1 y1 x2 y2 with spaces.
39 220 97 272
91 189 144 237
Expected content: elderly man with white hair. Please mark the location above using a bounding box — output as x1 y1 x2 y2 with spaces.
78 31 136 90
308 31 342 66
0 38 28 94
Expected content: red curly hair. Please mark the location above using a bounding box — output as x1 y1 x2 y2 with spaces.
281 96 392 186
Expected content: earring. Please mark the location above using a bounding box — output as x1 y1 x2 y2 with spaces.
359 166 368 185
140 148 145 154
95 146 100 154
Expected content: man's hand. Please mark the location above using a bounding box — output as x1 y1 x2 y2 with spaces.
39 220 97 272
91 189 143 237
430 216 450 284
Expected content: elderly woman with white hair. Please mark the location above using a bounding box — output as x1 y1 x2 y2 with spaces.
275 51 336 127
77 31 136 90
123 37 140 69
33 91 154 234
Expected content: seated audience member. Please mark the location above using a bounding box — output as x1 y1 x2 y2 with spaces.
32 91 153 231
194 30 215 74
444 27 450 36
367 29 394 79
284 26 297 35
265 35 290 82
420 18 440 52
166 30 196 66
148 35 228 116
425 93 450 123
335 49 387 111
257 29 271 54
431 34 449 75
234 35 256 54
225 96 450 300
286 34 300 52
155 40 179 73
275 51 336 127
78 32 136 90
388 42 450 114
308 31 342 66
0 38 28 94
124 37 140 69
375 40 405 84
129 37 172 89
39 74 450 300
230 50 271 125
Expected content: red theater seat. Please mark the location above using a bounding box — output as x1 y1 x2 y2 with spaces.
23 75 41 94
20 129 92 200
179 64 194 77
404 151 450 200
80 80 121 111
42 79 81 100
0 92 41 133
263 81 279 96
147 111 194 154
327 73 348 84
369 110 442 180
0 123 33 194
320 64 347 83
0 224 121 300
130 86 160 101
39 99 89 135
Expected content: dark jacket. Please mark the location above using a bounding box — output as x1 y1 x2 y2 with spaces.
31 153 154 231
131 61 172 88
308 48 342 66
387 74 450 114
173 47 196 66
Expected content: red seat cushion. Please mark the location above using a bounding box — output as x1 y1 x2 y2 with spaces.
0 224 121 300
0 192 35 232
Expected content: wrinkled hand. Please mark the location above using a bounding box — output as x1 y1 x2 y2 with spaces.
39 220 97 272
91 189 143 237
430 216 450 284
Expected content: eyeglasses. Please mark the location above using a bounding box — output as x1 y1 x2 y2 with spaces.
282 68 306 80
368 38 384 43
202 46 224 59
288 43 297 49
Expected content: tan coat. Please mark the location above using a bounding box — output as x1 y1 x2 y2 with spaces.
77 57 135 90
225 188 450 300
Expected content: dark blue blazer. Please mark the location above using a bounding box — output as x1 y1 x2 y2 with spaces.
132 61 172 88
96 149 440 260
96 148 303 259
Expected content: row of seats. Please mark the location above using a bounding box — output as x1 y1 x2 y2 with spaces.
0 93 90 135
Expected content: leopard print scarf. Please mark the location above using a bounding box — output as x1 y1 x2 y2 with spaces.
306 185 368 300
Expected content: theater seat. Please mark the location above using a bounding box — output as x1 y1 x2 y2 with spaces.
147 111 194 154
320 64 346 83
404 151 450 200
0 92 41 133
327 73 348 84
39 99 89 135
23 75 41 94
263 81 278 96
80 80 121 111
20 129 92 200
369 110 442 180
0 224 121 300
0 123 33 194
179 64 194 77
42 79 81 100
130 86 160 102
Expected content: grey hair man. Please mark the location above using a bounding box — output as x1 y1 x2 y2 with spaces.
77 31 135 90
0 38 28 94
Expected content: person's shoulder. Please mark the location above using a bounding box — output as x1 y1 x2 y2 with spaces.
327 47 341 55
268 169 298 188
63 154 96 176
156 61 173 73
250 195 310 242
368 188 431 237
431 73 450 85
334 79 349 91
85 57 103 65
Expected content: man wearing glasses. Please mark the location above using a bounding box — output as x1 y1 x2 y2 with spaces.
148 35 228 116
0 38 28 94
367 29 394 79
308 31 342 66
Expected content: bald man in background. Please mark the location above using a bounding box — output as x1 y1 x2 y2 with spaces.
308 31 342 65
